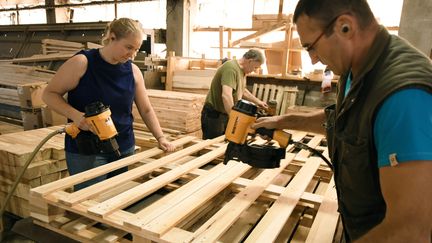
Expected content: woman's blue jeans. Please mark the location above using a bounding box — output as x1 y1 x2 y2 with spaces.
65 146 135 191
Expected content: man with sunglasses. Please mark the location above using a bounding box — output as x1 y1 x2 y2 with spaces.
253 0 432 242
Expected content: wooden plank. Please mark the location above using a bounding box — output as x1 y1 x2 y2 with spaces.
251 83 258 97
58 136 224 206
30 136 196 197
256 84 264 100
262 84 271 103
42 39 84 48
244 157 321 242
87 144 228 217
186 153 296 242
128 162 251 236
306 177 339 243
232 21 287 47
295 134 324 161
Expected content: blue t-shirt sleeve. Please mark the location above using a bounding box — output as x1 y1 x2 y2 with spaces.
374 88 432 167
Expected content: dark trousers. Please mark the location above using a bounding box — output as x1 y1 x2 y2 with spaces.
201 104 229 139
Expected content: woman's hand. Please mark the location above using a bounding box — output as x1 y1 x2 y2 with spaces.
157 136 176 152
72 111 91 131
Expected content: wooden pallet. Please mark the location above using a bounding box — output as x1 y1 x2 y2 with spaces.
30 131 339 243
252 83 298 115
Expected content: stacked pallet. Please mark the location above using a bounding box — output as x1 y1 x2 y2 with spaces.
133 89 206 137
252 83 298 115
29 131 340 243
0 126 66 218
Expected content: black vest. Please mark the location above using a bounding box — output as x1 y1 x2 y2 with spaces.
325 27 432 240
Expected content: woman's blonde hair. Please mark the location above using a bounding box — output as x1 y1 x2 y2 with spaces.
101 18 143 46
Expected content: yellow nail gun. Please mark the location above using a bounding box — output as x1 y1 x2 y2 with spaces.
224 100 292 168
65 101 121 157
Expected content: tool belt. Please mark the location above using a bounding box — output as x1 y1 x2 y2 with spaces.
202 104 227 118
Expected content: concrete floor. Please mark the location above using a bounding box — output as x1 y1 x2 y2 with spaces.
1 213 77 243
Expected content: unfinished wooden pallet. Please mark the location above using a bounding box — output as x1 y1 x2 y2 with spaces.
30 131 339 243
252 83 298 115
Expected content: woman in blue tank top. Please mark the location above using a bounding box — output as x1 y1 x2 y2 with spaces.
42 18 175 190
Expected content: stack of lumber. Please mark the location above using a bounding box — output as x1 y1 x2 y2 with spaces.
29 131 340 243
0 64 54 120
13 39 102 64
252 14 292 29
132 89 206 137
41 39 103 55
41 39 85 55
0 126 66 218
252 83 298 115
166 52 221 94
172 69 216 94
0 120 23 135
133 125 180 150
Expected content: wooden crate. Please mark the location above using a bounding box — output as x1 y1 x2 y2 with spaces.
30 131 339 243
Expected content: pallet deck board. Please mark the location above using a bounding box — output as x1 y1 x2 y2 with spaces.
29 132 339 242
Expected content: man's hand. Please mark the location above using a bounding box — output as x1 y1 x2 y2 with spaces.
256 100 269 110
252 116 280 130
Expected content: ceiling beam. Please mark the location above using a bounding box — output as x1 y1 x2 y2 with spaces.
0 0 154 12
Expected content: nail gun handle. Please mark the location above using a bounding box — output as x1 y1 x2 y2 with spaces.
65 124 81 139
255 127 291 148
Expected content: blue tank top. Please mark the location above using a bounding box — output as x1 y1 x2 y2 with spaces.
65 49 135 153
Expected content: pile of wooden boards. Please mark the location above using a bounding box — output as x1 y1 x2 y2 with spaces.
166 52 221 94
0 126 67 218
12 39 102 65
42 39 103 55
29 131 340 243
252 83 298 115
172 69 216 94
0 64 55 122
0 63 68 129
132 89 206 137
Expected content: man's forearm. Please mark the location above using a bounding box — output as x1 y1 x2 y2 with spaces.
279 110 326 134
242 89 260 104
222 95 234 114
